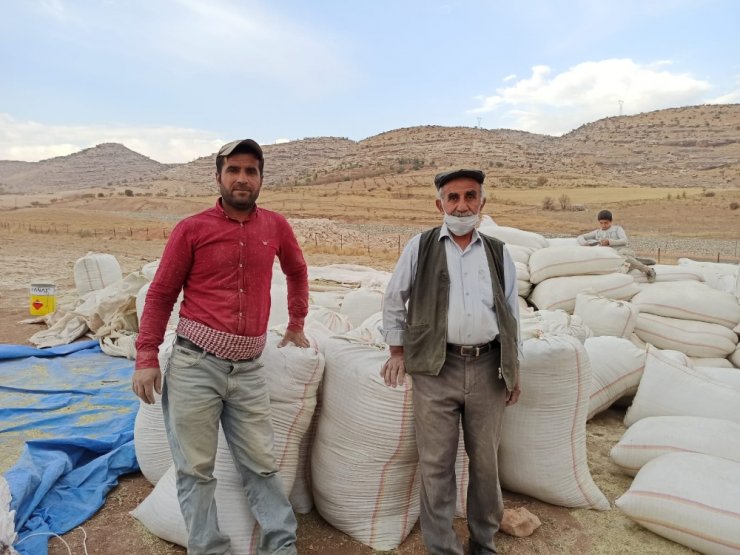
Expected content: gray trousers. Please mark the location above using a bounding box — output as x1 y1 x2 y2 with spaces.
162 339 297 555
615 246 651 273
412 345 507 555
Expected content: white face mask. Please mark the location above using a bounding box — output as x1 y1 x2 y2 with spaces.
443 211 479 236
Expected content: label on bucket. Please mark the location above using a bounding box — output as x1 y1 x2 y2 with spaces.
30 283 56 316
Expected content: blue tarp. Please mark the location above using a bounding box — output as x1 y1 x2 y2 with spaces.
0 343 140 555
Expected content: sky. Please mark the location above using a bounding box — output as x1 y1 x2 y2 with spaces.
1 0 739 164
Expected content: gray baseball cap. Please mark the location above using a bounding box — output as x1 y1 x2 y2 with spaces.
217 139 263 160
434 169 485 189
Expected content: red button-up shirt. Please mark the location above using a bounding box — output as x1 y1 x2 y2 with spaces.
135 199 308 370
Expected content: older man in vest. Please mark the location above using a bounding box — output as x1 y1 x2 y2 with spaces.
381 169 522 555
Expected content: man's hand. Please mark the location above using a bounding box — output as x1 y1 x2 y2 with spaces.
279 329 310 348
381 346 406 388
505 381 521 406
132 367 162 405
599 239 610 246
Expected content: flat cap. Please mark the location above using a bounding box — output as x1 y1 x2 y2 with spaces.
434 169 485 189
217 139 263 160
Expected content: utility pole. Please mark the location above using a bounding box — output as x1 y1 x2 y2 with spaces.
618 100 624 116
476 116 483 128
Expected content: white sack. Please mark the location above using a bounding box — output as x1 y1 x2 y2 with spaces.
528 273 639 313
528 245 626 285
505 244 536 266
610 416 740 476
339 288 384 328
633 313 738 358
585 337 646 420
628 264 704 284
574 292 639 338
308 264 392 290
0 476 16 555
132 331 325 554
624 345 740 427
342 312 385 346
499 335 610 510
519 310 592 342
630 281 740 329
135 281 183 329
74 252 123 296
311 339 419 551
616 452 740 554
691 357 734 368
305 306 353 334
730 344 740 368
478 224 548 249
308 289 347 312
678 258 739 293
268 283 289 328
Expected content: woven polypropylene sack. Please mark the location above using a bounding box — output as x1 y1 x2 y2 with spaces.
311 338 419 551
574 292 638 338
499 334 610 510
624 345 740 427
74 252 123 296
631 281 740 329
610 415 740 476
633 313 738 358
528 246 626 285
528 273 639 314
616 452 740 554
585 336 646 420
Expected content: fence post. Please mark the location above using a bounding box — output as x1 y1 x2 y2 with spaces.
398 235 401 254
657 247 661 263
340 234 342 251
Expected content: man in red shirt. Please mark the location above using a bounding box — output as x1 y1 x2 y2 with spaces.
133 139 308 555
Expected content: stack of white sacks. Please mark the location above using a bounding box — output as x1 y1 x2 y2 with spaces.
128 223 740 554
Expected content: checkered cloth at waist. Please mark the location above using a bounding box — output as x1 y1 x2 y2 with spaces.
176 317 266 361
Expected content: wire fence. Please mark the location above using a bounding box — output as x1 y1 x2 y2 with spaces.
1 220 738 263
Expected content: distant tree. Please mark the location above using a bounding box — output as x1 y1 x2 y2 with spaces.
97 192 105 198
124 189 134 197
730 202 739 210
536 176 548 187
542 196 555 211
558 194 571 210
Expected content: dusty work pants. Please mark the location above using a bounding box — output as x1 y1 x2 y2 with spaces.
162 339 297 555
615 246 651 273
412 345 507 555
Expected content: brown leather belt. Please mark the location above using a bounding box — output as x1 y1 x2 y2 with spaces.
446 339 498 357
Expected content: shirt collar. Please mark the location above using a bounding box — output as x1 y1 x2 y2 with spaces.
439 223 482 244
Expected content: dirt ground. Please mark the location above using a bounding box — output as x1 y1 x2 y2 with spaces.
1 191 720 554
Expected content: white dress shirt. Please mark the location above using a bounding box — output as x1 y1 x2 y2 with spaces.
382 224 521 351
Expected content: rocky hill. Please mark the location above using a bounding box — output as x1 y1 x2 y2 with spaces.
0 143 170 193
1 104 738 194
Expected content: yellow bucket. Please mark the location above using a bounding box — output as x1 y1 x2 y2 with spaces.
30 283 56 316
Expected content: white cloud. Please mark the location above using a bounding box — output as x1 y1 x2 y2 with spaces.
0 114 226 163
149 0 354 95
468 59 714 135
